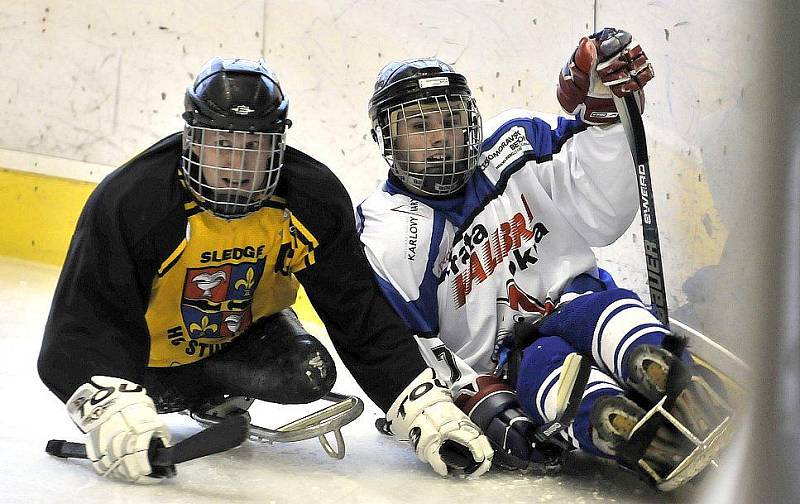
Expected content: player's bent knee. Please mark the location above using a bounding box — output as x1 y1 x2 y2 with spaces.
515 336 577 423
192 310 338 404
290 334 337 403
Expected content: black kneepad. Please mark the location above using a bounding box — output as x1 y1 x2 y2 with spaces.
253 310 337 403
206 309 337 404
290 332 337 402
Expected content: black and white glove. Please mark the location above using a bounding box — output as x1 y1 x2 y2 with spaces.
557 27 654 125
386 368 493 477
66 376 173 483
456 375 562 471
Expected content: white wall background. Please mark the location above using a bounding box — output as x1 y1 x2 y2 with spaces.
1 0 774 364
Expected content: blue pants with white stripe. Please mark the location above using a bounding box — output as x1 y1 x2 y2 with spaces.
515 288 670 457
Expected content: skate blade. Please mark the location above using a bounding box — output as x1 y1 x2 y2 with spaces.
669 373 736 443
646 415 732 491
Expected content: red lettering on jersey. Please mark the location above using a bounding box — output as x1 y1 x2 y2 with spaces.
450 193 550 309
481 234 499 276
469 251 488 285
521 193 534 221
500 221 514 254
510 213 534 247
506 279 556 315
452 272 468 308
507 281 543 312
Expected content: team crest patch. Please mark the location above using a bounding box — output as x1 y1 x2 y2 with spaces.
181 259 265 340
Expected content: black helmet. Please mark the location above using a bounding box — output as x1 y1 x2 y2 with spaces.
368 58 482 196
183 57 289 132
181 57 290 218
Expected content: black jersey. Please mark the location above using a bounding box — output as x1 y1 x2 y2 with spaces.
38 133 426 411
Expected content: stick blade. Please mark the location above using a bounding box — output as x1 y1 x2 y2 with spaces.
46 439 87 459
155 414 250 466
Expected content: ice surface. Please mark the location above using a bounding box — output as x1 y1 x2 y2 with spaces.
0 258 696 503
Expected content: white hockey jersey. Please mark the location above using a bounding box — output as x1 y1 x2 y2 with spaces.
357 110 638 396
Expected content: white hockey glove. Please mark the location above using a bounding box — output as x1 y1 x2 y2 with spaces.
66 376 172 483
386 368 493 477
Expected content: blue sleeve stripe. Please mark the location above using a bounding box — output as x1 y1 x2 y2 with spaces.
551 116 589 152
481 116 588 159
419 211 445 309
363 204 444 335
355 203 366 236
373 272 437 334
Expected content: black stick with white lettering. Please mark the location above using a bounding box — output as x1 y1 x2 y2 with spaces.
45 415 249 473
613 94 669 327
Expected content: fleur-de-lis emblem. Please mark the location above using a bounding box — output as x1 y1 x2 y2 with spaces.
234 267 256 296
192 271 227 298
189 315 218 338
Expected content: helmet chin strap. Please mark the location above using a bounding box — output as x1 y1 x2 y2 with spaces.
209 192 265 216
397 158 471 196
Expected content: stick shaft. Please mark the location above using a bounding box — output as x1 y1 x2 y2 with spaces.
613 94 669 326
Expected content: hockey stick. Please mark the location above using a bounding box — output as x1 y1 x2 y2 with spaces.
45 414 249 470
613 95 748 395
613 94 669 327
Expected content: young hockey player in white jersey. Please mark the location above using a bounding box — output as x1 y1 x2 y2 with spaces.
358 28 736 490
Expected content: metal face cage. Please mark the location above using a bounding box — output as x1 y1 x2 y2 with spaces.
181 125 286 218
377 94 482 196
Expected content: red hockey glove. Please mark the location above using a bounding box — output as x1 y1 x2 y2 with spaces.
557 27 654 125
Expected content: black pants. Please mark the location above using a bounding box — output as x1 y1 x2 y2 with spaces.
143 309 337 413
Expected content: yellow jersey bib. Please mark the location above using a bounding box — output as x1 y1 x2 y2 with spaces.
145 199 317 366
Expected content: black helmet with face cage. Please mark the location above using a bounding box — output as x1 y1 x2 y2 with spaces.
368 58 482 197
181 57 290 218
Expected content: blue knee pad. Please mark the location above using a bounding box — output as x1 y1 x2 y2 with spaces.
516 336 578 425
515 335 623 457
540 288 667 381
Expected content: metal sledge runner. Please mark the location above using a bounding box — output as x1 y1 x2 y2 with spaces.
188 392 364 459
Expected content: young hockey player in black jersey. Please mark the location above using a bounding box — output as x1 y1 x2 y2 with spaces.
38 57 492 483
358 29 738 490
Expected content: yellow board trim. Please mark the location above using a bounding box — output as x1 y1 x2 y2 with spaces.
0 167 321 325
0 168 95 266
